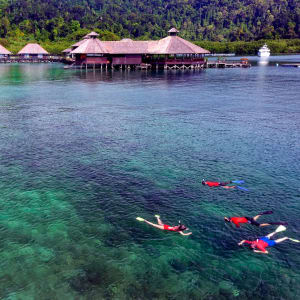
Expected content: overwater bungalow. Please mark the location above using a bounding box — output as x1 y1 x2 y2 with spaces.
62 48 72 58
0 44 12 60
62 35 90 59
68 28 210 69
18 43 49 60
70 31 110 67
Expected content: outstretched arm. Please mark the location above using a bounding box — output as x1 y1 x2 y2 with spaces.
179 231 192 236
238 240 246 246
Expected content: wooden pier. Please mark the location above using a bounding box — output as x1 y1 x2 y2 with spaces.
1 57 251 70
207 58 251 68
280 63 300 68
63 57 251 70
0 57 62 63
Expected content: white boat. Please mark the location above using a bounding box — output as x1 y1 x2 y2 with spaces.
258 44 270 57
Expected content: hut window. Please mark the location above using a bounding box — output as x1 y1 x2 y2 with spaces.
87 54 104 57
38 54 43 59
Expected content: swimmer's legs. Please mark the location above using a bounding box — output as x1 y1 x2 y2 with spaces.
258 222 288 227
253 215 262 221
274 237 289 244
220 181 232 186
144 219 164 230
155 215 163 226
253 211 273 221
259 223 272 227
266 231 277 239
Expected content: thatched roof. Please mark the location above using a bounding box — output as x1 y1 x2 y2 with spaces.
71 38 108 54
69 32 100 52
71 39 87 48
103 40 149 54
168 28 179 33
18 43 49 55
149 35 210 54
70 30 210 55
103 36 210 55
0 44 11 55
62 48 72 53
86 31 99 38
121 38 133 42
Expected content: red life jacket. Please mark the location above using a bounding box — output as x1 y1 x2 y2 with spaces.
205 181 220 187
253 240 269 252
163 224 179 231
230 217 248 228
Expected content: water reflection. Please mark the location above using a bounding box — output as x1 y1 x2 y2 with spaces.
0 63 67 84
258 57 269 66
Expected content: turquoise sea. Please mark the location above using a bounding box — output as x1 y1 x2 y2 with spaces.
0 56 299 299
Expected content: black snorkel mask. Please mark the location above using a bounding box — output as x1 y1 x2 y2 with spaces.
178 220 187 231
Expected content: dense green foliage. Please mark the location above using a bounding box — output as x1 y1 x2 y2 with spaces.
0 0 299 54
196 39 300 55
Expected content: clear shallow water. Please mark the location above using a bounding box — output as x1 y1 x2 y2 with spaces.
0 58 299 299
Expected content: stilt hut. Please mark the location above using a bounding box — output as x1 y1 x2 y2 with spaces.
69 33 90 52
62 48 72 58
0 44 12 61
103 38 147 68
70 32 110 68
18 43 49 60
147 28 210 69
67 28 209 69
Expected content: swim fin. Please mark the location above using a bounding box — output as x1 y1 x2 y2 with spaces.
269 222 288 225
154 215 160 218
275 225 286 233
237 186 249 191
232 180 245 184
260 211 274 215
136 217 144 222
289 238 300 243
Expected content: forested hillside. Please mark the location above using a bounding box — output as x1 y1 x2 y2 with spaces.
0 0 299 53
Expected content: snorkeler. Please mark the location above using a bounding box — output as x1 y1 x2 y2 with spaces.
202 179 248 191
202 179 233 187
136 215 192 236
238 225 299 254
224 211 288 228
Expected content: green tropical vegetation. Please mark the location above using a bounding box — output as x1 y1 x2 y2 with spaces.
0 0 299 54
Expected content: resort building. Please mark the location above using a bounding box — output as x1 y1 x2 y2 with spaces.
62 48 72 58
68 29 210 69
0 44 11 59
18 43 49 59
63 32 94 58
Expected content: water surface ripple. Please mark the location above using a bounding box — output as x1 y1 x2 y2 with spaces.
0 58 299 299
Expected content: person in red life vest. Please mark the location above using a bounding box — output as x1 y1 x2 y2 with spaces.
238 226 299 254
224 211 287 228
139 215 192 236
202 179 237 189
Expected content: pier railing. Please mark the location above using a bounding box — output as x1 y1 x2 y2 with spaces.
207 59 251 68
0 56 63 63
148 58 205 65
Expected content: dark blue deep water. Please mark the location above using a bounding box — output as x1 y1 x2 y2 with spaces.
0 56 299 299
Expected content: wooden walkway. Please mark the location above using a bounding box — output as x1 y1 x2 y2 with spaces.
207 60 251 68
280 63 300 68
1 57 252 69
0 57 62 63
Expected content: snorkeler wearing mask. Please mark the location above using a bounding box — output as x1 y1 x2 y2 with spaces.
224 211 287 228
136 215 192 236
238 226 299 254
